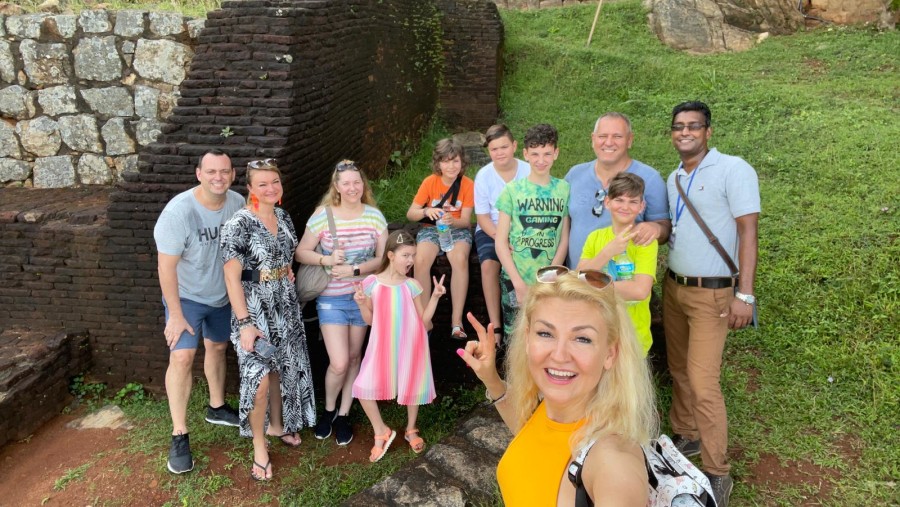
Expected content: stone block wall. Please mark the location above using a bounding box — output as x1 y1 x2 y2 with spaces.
0 10 204 187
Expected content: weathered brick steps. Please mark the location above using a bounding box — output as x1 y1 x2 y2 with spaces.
0 328 91 448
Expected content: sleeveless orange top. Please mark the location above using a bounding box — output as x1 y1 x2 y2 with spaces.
497 402 586 506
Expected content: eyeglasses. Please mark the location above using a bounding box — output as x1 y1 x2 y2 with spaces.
335 160 360 172
536 265 613 291
592 188 607 217
670 123 708 132
248 158 277 169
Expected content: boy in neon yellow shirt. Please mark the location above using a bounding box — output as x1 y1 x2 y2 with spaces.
578 172 657 355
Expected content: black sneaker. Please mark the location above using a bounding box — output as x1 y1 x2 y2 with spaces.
314 409 336 440
167 433 194 474
333 414 353 446
704 472 733 507
672 434 701 457
205 404 240 427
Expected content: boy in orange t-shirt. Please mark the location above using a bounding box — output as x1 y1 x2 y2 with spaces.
406 139 475 339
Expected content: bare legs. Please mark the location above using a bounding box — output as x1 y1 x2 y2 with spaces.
479 259 502 332
249 374 273 479
359 399 420 455
414 240 472 331
204 339 227 408
446 242 471 328
321 324 366 415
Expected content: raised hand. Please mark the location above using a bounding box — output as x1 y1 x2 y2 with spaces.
602 224 636 256
457 312 501 386
352 281 367 302
431 274 447 299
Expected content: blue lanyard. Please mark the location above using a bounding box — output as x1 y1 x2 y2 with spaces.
673 168 698 228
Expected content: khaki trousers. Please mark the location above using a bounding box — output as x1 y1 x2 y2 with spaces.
663 276 733 475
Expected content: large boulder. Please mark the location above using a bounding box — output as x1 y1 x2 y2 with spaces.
808 0 894 26
646 0 893 53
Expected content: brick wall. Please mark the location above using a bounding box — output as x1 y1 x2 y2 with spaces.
437 0 504 130
0 0 503 391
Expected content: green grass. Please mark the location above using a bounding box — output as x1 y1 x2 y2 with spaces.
17 0 221 18
109 380 483 506
375 2 899 505
53 462 92 491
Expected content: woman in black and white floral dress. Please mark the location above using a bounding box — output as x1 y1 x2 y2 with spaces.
221 159 315 481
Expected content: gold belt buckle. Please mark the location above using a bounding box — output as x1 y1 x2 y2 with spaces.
260 265 289 282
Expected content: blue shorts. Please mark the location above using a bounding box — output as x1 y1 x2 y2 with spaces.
316 293 367 327
163 298 231 351
475 229 499 263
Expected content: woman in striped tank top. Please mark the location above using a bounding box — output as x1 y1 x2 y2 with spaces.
296 160 388 446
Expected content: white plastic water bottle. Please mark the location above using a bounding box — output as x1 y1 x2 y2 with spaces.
614 251 634 280
436 212 454 252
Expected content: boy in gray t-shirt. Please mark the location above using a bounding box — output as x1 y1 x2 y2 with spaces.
152 150 244 475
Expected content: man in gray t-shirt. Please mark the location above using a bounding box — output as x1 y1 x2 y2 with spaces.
153 149 244 474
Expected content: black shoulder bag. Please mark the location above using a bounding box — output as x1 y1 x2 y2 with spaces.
418 176 462 225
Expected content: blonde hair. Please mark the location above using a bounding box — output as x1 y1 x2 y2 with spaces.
317 159 377 208
246 160 282 205
504 272 658 451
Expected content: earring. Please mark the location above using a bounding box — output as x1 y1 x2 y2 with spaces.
250 193 259 211
278 197 282 206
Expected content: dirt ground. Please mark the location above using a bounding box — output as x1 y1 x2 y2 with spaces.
0 410 849 506
0 410 375 507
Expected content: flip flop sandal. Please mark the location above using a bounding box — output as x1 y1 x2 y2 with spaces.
251 460 271 481
369 428 396 463
276 432 301 447
404 428 426 454
450 325 468 340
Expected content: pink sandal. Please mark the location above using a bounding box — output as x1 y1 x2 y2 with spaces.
369 428 396 463
405 428 426 454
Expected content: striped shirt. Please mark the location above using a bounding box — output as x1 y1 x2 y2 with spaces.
306 204 387 296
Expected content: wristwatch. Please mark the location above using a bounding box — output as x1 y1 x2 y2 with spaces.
734 292 756 305
353 264 360 277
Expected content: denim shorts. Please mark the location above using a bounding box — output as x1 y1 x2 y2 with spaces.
163 298 231 351
316 293 367 327
416 226 473 249
474 229 499 263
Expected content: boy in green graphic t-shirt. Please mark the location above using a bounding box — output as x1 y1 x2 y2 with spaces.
495 124 570 338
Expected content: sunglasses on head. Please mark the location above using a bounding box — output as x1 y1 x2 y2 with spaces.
335 160 360 172
247 158 277 169
536 265 613 291
592 188 607 217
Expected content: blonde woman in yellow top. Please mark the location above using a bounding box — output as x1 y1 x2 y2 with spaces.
458 266 658 506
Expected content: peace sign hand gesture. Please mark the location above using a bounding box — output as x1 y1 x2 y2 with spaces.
431 274 447 300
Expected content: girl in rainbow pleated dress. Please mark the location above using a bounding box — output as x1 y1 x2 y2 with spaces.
352 230 445 462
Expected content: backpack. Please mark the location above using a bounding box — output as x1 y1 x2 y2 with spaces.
567 434 717 507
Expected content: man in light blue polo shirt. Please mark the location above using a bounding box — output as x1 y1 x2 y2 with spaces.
664 101 760 507
564 112 670 268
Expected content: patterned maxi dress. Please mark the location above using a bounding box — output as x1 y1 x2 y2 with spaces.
220 207 316 437
351 275 436 405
